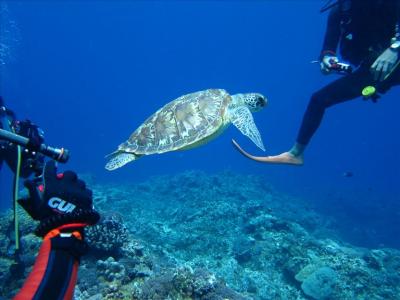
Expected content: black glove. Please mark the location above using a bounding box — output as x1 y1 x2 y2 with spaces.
18 160 100 237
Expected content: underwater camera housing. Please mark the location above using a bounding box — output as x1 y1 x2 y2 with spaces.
329 62 353 74
1 101 71 252
0 106 69 177
8 119 46 177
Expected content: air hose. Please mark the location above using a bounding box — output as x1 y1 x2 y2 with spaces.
13 145 21 250
7 116 21 251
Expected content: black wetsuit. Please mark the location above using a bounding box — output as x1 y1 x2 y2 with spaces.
297 0 400 146
1 97 6 170
0 106 23 175
0 99 87 300
0 99 13 172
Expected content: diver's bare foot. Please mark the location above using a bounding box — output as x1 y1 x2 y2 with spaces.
232 139 304 165
263 151 304 165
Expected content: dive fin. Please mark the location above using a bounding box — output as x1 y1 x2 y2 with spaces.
105 151 138 171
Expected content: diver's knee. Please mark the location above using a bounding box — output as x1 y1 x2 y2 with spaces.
309 91 330 109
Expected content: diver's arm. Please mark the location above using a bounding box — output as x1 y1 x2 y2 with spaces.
14 231 84 300
394 0 400 42
370 0 400 82
14 161 100 300
320 5 341 58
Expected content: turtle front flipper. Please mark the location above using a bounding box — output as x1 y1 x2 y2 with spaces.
228 106 265 151
105 151 140 171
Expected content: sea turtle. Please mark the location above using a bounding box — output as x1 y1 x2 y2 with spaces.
105 89 267 170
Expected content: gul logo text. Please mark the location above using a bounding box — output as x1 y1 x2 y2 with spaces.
48 197 76 213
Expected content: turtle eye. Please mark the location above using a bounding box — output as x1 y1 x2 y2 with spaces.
256 96 265 107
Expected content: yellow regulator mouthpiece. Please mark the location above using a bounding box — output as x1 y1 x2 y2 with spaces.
362 86 376 98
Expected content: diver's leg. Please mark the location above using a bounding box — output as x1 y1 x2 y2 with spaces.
296 73 369 146
268 66 374 165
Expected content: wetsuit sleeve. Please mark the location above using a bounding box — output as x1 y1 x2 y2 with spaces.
395 0 400 40
13 234 86 300
320 5 341 58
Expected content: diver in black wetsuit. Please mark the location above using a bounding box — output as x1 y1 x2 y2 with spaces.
1 97 99 299
232 0 400 165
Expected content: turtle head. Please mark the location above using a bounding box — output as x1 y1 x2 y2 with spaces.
232 93 267 112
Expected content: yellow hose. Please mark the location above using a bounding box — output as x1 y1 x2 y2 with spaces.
14 146 21 250
9 117 21 251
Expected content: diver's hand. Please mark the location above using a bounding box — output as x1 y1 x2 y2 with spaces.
371 48 399 81
320 55 339 74
19 160 93 221
18 160 100 236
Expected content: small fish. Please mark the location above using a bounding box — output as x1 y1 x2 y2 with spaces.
343 171 354 178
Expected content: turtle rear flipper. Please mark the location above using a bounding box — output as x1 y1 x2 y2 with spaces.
105 151 139 171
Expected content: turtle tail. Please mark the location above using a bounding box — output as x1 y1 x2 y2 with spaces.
105 150 139 171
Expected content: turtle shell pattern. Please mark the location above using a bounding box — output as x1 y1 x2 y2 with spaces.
119 89 232 155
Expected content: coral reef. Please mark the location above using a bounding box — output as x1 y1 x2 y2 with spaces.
97 257 127 282
297 266 337 299
133 266 247 300
86 211 129 255
1 170 400 299
0 208 40 297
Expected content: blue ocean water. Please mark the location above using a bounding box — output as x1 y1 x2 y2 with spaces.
1 0 399 251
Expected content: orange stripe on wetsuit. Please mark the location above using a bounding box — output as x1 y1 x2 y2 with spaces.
13 228 83 300
14 238 52 300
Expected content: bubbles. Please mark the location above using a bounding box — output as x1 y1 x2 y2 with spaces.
0 2 20 66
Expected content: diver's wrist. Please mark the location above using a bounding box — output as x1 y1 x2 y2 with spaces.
390 40 400 51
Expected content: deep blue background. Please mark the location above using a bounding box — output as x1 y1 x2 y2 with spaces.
1 1 399 248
